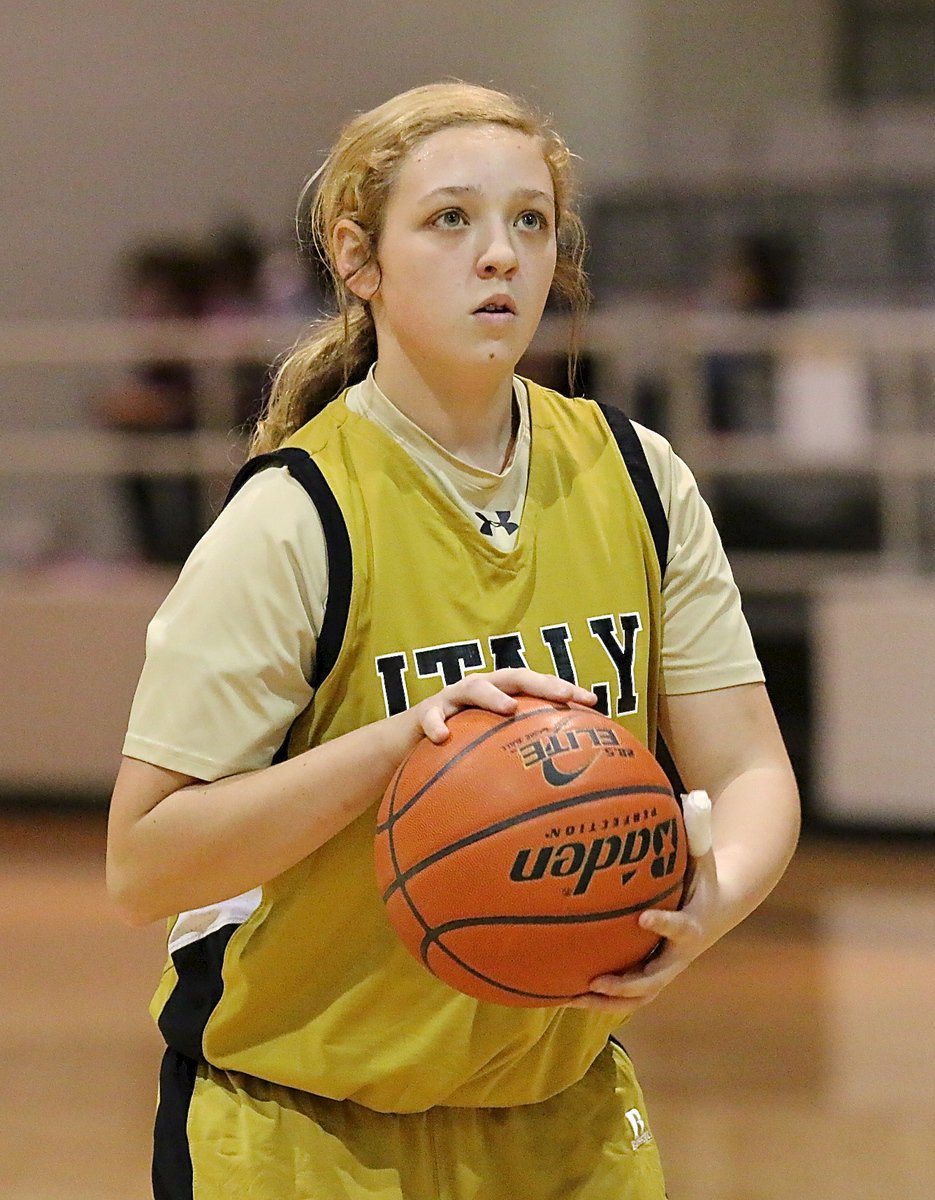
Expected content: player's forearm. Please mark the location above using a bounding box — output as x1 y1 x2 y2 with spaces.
706 760 800 940
660 683 801 942
108 712 420 926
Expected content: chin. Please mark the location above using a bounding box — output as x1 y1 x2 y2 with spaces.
476 350 522 374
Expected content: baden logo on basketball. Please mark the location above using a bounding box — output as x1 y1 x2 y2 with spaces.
509 816 681 895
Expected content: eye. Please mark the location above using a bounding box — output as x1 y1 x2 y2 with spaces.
432 209 468 229
517 210 549 231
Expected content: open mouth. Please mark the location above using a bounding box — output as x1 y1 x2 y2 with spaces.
473 299 516 315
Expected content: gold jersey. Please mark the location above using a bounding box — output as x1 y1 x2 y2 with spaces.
152 381 666 1114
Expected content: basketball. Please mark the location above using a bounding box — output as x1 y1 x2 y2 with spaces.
374 697 688 1007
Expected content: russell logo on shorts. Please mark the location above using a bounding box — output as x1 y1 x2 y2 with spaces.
625 1107 654 1150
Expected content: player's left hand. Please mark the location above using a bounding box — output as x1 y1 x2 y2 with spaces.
566 791 724 1017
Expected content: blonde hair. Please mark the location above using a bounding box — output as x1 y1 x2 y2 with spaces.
250 81 590 456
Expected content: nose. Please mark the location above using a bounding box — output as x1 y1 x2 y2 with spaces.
476 223 519 278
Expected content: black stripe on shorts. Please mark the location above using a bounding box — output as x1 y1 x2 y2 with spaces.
153 1047 197 1200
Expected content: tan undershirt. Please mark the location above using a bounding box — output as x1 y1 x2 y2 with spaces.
351 369 529 552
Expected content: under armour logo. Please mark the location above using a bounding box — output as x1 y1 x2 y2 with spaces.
475 510 518 537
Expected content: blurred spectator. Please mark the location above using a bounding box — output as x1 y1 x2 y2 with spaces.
703 231 880 554
97 240 206 430
201 217 332 429
93 220 314 563
259 239 328 319
93 240 208 564
205 218 265 316
204 219 270 428
709 232 798 313
704 232 797 432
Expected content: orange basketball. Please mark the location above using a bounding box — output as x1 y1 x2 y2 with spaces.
374 697 687 1007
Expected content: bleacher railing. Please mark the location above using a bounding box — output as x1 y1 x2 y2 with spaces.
1 307 933 589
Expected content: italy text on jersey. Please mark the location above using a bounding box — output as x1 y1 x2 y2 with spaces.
375 613 642 720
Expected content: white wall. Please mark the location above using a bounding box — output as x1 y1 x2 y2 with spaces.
813 575 935 829
3 0 660 557
3 0 839 323
3 0 646 321
639 0 840 181
643 0 833 132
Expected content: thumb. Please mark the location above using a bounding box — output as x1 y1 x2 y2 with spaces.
639 906 694 940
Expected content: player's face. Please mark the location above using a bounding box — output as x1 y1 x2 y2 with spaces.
367 124 558 384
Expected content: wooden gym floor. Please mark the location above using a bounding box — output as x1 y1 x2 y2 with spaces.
2 807 933 1200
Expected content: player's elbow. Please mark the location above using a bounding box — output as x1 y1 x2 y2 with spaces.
107 883 155 928
105 858 161 927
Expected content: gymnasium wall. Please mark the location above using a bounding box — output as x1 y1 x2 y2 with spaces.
641 0 833 144
4 3 934 825
3 0 833 324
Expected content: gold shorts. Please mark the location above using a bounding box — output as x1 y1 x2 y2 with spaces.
153 1039 666 1200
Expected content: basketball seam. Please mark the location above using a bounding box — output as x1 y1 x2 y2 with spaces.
424 878 683 939
418 877 682 1002
385 761 432 940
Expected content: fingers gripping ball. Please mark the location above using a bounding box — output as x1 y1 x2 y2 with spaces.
374 697 688 1007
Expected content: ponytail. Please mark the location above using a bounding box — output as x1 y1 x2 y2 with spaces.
249 303 376 457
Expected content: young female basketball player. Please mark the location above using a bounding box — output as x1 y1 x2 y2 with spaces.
106 82 800 1199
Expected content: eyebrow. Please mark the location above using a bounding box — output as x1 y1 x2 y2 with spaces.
422 185 553 204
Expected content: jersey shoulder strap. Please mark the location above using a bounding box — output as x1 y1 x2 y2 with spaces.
594 401 669 583
224 448 352 691
593 403 682 790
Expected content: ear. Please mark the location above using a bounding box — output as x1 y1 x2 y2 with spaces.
332 219 380 301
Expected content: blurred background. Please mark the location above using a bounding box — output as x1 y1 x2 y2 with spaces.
2 3 934 1198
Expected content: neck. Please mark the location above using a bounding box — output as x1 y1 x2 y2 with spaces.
372 352 517 473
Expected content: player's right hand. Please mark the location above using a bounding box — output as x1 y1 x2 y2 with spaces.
412 669 597 744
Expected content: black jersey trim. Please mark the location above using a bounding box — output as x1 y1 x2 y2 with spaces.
595 403 685 795
157 923 240 1061
595 402 669 583
224 447 353 691
152 1048 197 1200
